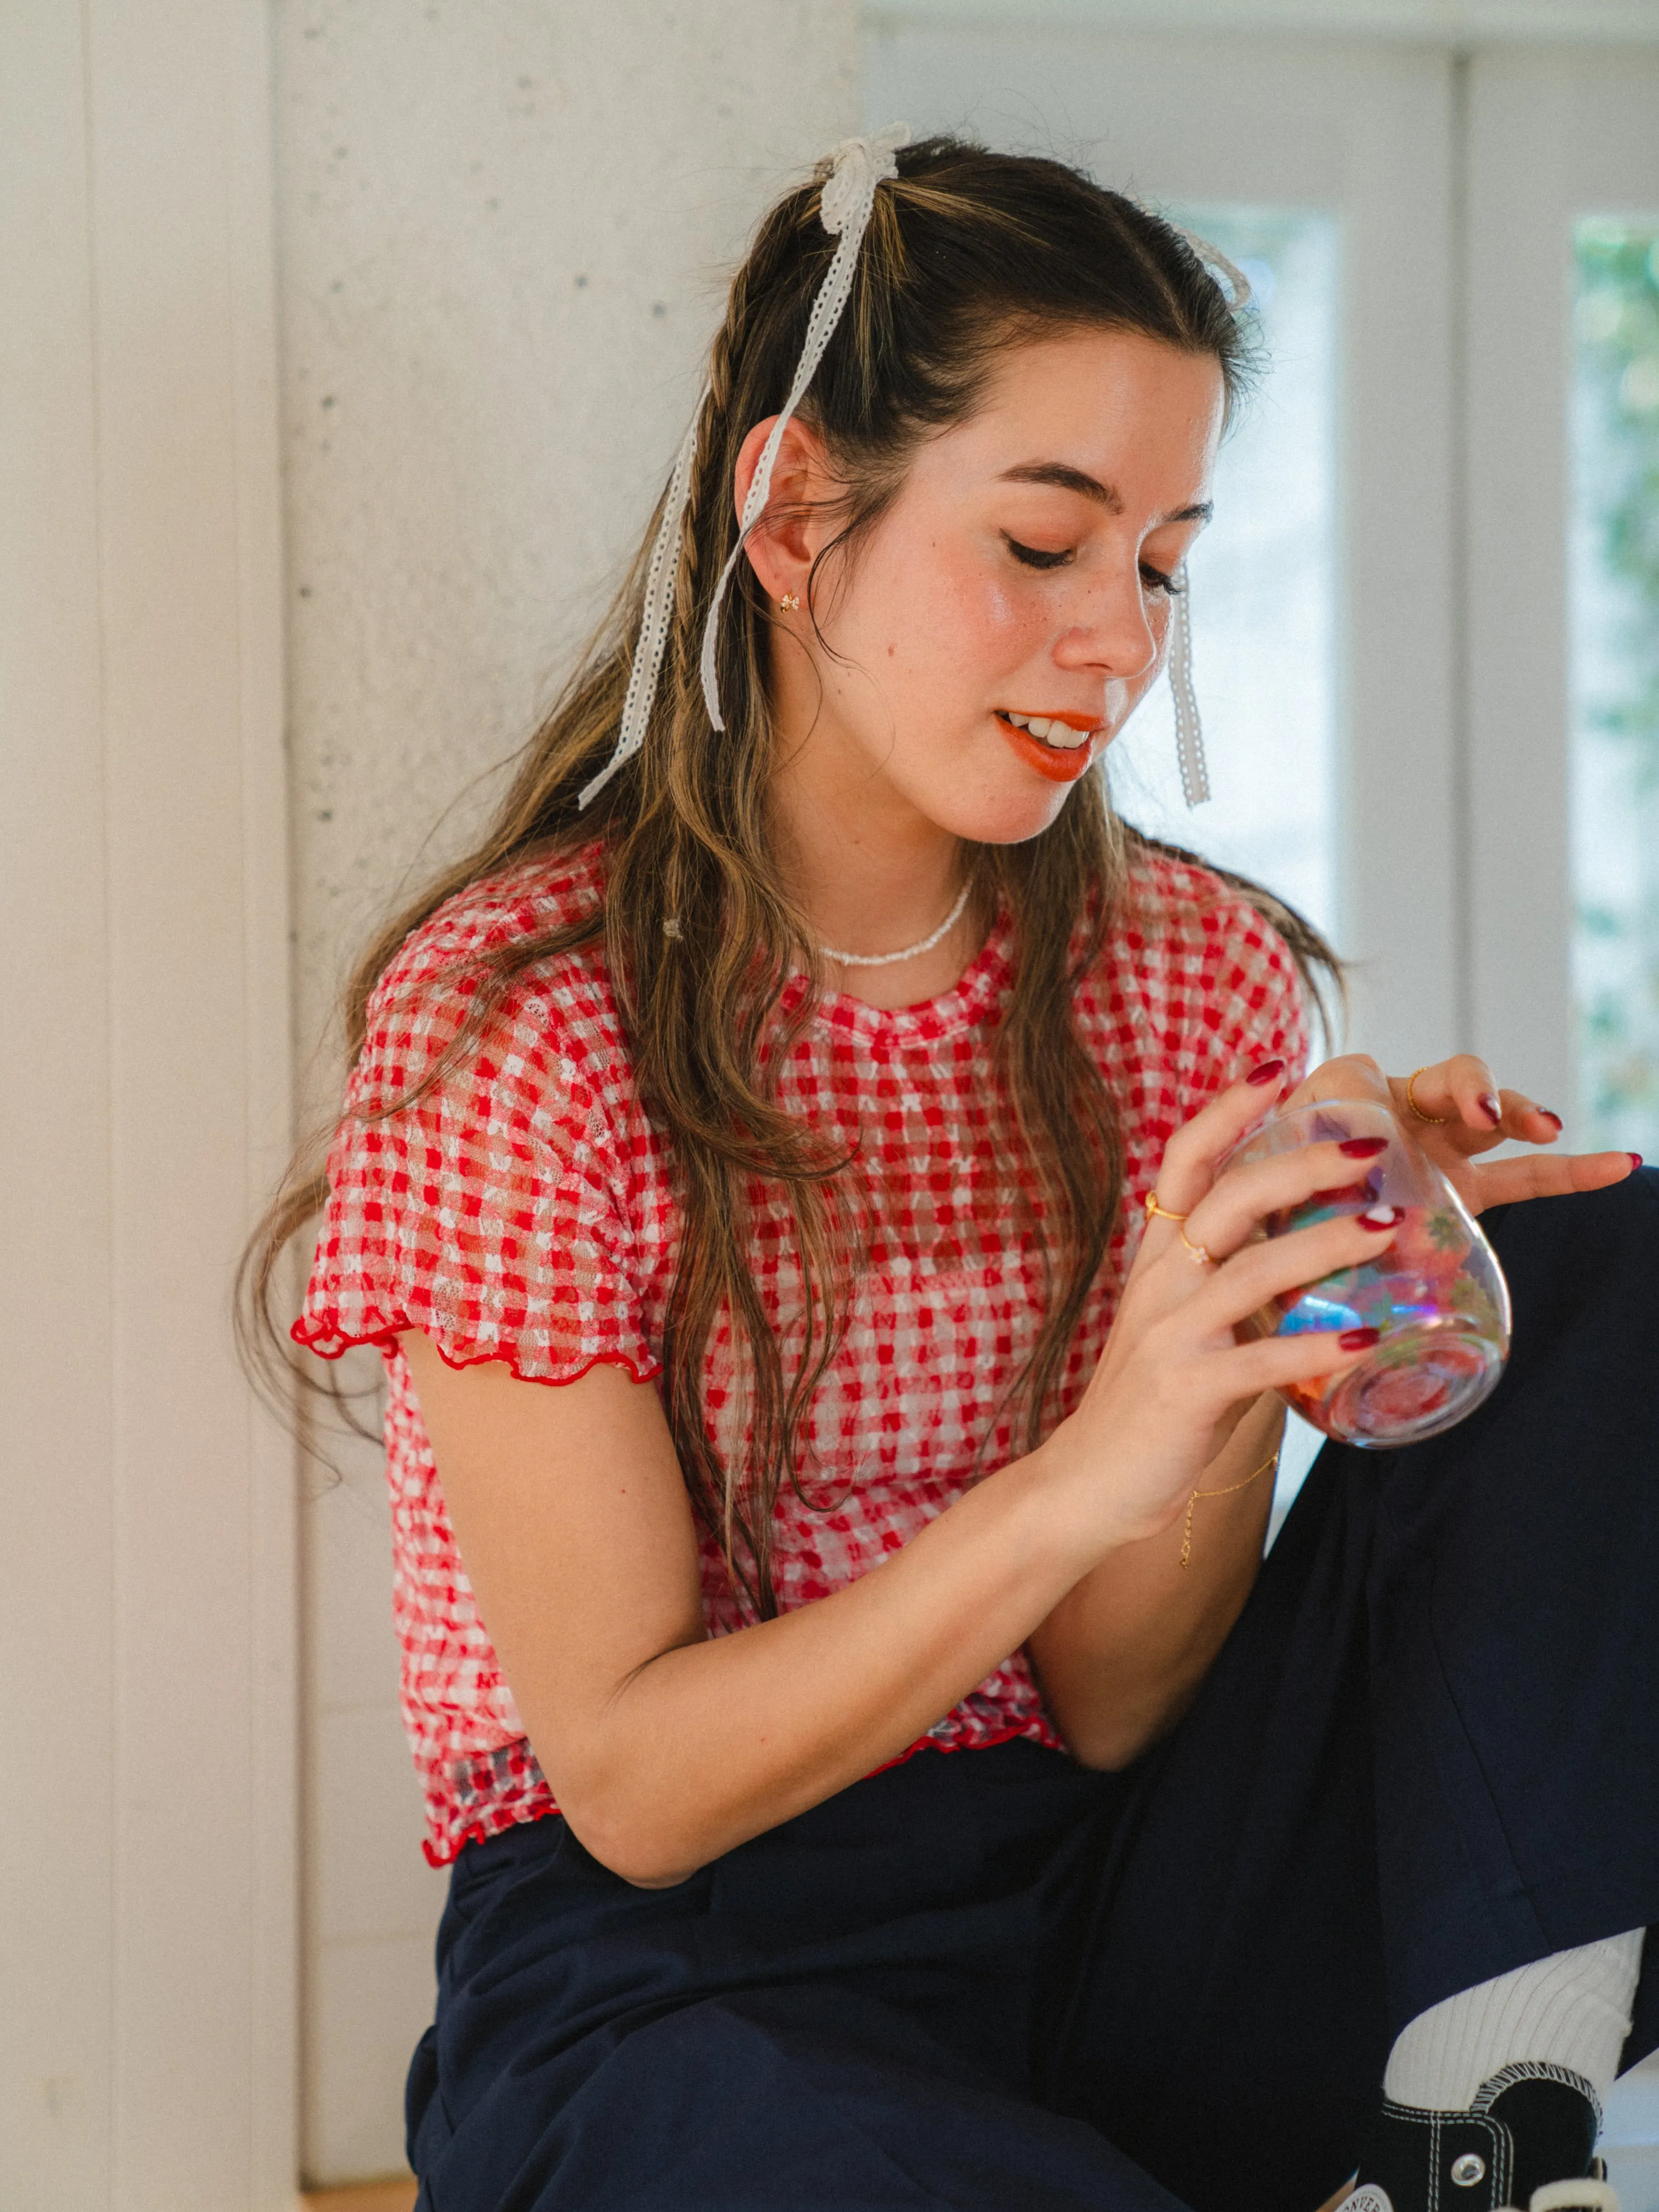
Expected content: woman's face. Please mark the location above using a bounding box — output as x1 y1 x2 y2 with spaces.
755 326 1226 848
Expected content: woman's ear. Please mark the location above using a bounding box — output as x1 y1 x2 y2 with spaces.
732 414 834 608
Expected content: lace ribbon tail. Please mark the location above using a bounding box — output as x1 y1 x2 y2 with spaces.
579 399 704 809
1169 576 1210 809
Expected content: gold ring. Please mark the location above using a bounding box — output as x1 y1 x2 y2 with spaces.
1405 1067 1448 1125
1178 1224 1214 1267
1144 1191 1188 1225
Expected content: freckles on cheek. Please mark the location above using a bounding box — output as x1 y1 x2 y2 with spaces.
978 573 1045 645
921 575 1037 675
883 532 1036 670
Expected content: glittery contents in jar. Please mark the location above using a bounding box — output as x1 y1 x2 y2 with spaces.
1228 1103 1512 1449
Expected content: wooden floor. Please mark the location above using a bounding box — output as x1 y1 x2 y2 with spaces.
299 2183 417 2212
291 2160 1659 2212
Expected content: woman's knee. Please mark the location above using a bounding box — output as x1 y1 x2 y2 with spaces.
1483 1167 1658 1388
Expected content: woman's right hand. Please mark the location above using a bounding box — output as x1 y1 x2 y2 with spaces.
1044 1059 1401 1550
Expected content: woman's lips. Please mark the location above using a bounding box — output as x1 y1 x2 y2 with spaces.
993 710 1101 784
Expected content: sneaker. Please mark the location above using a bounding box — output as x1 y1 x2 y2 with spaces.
1333 2191 1617 2212
1330 2063 1616 2212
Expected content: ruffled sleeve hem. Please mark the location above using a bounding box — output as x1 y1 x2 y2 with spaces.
290 1312 662 1390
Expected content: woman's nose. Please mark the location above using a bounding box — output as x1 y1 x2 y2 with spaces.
1051 572 1162 680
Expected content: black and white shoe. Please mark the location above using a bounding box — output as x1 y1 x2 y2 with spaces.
1331 2063 1617 2212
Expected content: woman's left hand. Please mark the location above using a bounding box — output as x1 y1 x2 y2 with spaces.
1282 1052 1638 1214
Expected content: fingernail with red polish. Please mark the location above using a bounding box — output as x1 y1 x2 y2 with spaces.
1357 1206 1402 1231
1339 1136 1389 1158
1537 1109 1563 1131
1339 1327 1382 1351
1246 1058 1285 1087
1632 1154 1646 1170
1478 1093 1502 1124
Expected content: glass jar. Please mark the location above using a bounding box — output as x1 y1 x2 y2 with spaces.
1225 1097 1512 1448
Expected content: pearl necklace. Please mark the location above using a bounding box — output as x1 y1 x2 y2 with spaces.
820 882 973 969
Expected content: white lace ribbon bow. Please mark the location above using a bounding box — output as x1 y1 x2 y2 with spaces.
580 125 909 806
697 124 909 734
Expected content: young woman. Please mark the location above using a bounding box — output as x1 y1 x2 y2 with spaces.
255 137 1659 2212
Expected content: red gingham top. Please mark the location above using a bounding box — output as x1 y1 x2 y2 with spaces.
295 840 1308 1864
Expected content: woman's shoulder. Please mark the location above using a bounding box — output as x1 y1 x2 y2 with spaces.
1105 842 1300 981
1081 839 1309 1071
373 840 607 1008
1118 842 1281 943
353 842 621 1109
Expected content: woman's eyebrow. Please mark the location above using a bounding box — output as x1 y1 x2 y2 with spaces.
1000 461 1123 507
997 461 1212 525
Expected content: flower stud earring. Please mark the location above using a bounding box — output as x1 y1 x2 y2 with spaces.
778 593 800 612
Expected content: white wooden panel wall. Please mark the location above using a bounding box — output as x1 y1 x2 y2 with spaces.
0 3 296 2207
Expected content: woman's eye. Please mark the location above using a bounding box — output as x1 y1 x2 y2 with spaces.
1002 534 1186 593
1003 535 1073 571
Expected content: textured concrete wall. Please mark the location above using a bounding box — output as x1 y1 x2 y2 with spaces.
273 1 859 2180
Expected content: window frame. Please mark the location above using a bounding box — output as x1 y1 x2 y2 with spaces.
1464 44 1659 1132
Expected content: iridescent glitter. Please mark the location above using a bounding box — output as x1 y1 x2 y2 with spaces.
1229 1102 1512 1448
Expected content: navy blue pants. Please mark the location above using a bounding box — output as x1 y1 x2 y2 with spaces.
408 1175 1659 2212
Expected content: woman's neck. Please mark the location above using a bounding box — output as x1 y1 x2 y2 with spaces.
767 733 980 1012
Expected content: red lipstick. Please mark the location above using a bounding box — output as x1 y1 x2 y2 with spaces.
993 711 1100 785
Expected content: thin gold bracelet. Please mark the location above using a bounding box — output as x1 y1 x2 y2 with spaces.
1179 1446 1281 1570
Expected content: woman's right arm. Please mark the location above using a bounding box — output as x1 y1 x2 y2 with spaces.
405 1074 1401 1887
404 1329 1120 1885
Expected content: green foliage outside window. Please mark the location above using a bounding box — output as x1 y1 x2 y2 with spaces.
1573 222 1659 1152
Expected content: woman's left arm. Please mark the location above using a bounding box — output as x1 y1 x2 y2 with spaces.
1029 1051 1639 1769
1027 1384 1285 1769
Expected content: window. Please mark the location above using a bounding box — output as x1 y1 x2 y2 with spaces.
1109 204 1341 942
1571 219 1659 1156
865 21 1462 1076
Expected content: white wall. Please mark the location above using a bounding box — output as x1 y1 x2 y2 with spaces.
273 1 860 2182
0 4 295 2209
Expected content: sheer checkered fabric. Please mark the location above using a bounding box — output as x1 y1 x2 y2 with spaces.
295 842 1309 1864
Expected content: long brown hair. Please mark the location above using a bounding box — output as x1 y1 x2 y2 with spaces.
242 137 1341 1617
